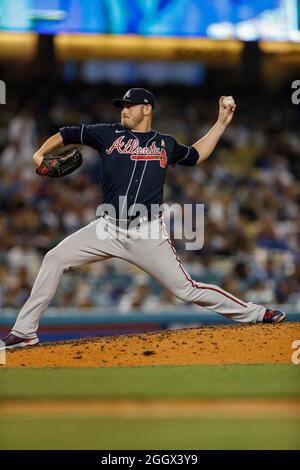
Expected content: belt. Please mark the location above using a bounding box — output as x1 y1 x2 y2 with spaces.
99 212 162 230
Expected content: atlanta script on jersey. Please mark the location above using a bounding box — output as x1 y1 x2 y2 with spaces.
60 123 199 218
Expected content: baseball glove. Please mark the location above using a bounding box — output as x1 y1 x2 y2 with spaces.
36 145 83 177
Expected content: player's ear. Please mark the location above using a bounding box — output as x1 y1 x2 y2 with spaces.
144 104 152 116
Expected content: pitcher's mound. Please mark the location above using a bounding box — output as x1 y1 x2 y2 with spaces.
4 322 299 368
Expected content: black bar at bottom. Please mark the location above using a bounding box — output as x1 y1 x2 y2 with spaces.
0 450 297 464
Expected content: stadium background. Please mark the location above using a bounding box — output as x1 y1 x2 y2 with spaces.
0 0 300 452
0 0 300 341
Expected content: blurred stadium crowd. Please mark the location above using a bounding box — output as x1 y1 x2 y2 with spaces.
0 82 299 312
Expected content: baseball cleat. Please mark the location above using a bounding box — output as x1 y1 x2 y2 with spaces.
262 308 286 324
0 333 39 350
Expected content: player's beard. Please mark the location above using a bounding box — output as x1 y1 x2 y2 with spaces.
122 108 144 130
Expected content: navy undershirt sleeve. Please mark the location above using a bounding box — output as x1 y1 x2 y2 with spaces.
59 124 107 151
169 139 199 166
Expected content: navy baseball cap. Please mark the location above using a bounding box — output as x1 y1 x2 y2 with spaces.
112 88 156 110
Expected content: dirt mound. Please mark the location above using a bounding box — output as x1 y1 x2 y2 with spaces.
4 322 299 368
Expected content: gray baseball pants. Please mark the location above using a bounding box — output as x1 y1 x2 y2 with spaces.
12 217 266 338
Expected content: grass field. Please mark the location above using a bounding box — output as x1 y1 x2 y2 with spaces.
1 417 299 450
1 364 299 449
1 365 299 400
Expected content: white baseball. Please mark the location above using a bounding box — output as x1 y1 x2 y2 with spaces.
222 96 235 107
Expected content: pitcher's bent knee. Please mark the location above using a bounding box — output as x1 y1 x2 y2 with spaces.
170 285 196 303
43 247 70 270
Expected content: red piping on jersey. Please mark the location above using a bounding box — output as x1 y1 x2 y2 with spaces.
160 219 248 309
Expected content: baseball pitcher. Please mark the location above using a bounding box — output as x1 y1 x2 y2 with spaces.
1 88 286 349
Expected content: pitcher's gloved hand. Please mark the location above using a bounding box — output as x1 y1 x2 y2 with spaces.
36 145 83 177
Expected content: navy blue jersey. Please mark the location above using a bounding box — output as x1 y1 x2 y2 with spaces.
59 123 199 219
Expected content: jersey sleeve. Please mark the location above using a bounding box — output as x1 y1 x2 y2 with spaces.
168 139 199 166
59 123 107 150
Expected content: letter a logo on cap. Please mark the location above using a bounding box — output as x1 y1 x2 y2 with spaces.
124 90 131 98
